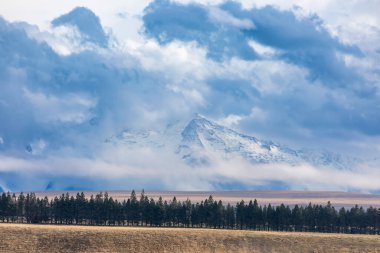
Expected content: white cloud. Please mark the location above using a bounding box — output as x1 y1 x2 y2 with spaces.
43 26 89 55
1 145 380 191
217 114 243 127
208 6 255 29
248 40 277 57
249 107 267 122
0 0 151 41
23 89 97 124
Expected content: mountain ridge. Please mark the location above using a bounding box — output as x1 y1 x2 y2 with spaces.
109 115 359 170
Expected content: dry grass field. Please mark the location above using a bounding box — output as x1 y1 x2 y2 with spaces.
1 223 380 253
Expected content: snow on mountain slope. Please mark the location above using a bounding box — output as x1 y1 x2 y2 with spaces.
178 115 302 166
107 115 358 170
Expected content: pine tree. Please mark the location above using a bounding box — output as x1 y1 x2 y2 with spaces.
129 190 139 226
292 204 302 231
0 193 7 222
17 193 25 223
236 200 246 229
154 196 164 226
225 203 235 229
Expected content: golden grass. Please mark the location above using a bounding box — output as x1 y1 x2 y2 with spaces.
1 224 380 253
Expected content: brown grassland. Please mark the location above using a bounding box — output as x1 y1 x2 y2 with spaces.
1 223 380 253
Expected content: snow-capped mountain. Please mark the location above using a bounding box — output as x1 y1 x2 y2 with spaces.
107 115 358 170
178 115 306 166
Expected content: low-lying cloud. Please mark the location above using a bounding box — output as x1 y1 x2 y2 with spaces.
0 1 379 191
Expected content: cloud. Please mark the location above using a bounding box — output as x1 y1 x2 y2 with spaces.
208 6 255 29
0 10 204 156
217 114 243 128
233 4 363 86
143 1 364 87
143 0 258 61
0 3 380 191
141 1 380 139
1 145 380 192
208 155 380 192
23 89 97 124
51 7 109 47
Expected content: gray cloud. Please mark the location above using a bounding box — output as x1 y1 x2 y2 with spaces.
143 0 258 61
52 7 109 47
143 1 365 88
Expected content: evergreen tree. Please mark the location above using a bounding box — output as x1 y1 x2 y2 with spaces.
0 190 377 235
236 200 246 229
129 190 139 226
17 193 26 223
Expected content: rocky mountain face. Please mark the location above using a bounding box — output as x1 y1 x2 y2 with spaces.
108 115 359 170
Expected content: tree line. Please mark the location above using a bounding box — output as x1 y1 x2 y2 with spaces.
0 190 379 234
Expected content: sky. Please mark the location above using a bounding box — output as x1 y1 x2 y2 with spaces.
0 0 380 192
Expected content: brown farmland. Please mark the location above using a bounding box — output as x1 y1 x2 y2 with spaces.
1 223 380 253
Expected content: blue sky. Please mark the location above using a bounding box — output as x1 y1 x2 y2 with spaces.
0 0 380 191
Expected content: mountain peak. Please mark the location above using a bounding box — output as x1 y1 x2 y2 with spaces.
194 113 207 120
108 115 359 170
187 114 224 130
